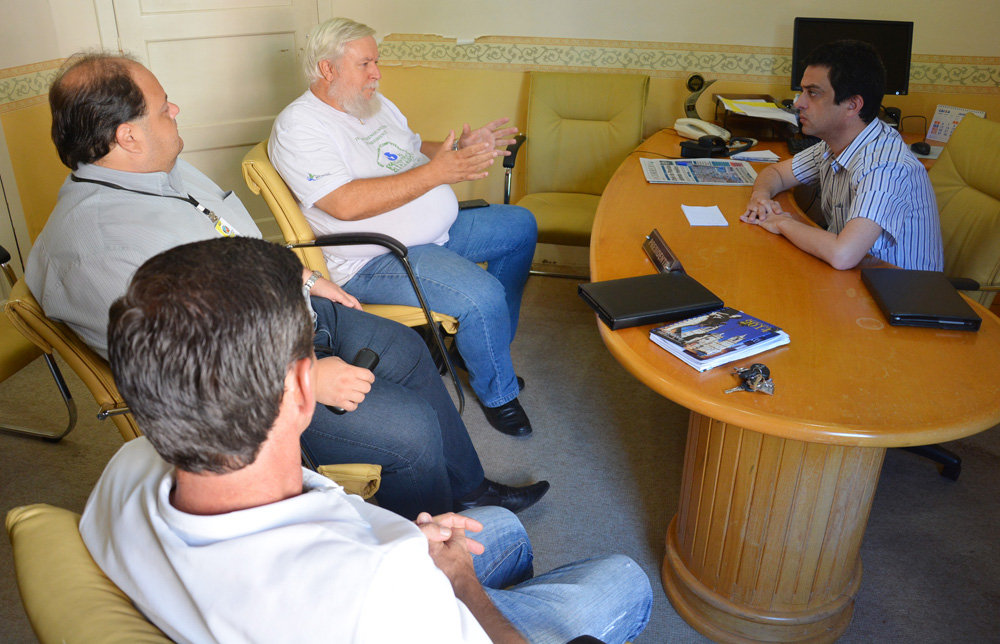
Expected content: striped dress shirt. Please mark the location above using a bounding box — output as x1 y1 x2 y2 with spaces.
791 119 944 271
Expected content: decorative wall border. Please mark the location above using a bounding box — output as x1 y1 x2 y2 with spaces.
0 59 64 114
381 35 1000 95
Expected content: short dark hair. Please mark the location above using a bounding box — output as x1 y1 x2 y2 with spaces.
49 53 146 170
803 40 886 123
108 237 314 474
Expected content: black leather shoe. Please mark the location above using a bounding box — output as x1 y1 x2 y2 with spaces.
449 345 524 392
481 398 532 436
454 479 550 514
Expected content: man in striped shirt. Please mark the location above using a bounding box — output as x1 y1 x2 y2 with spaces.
740 40 943 271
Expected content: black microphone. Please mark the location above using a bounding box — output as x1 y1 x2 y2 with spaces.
326 348 379 415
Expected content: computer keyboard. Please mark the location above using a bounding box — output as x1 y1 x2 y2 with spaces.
786 137 821 155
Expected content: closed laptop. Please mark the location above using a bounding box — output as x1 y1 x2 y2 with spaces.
579 272 723 330
861 268 981 331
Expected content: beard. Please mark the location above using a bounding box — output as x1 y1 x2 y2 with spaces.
332 81 382 120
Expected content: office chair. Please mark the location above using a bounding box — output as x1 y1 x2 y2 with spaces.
503 72 649 275
7 504 605 644
0 244 77 440
241 140 465 412
930 114 1000 307
897 115 1000 481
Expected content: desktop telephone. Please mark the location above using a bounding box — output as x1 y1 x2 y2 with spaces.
674 118 731 142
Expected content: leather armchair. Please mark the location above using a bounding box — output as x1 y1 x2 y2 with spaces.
503 72 649 257
1 244 77 440
4 277 138 441
930 114 1000 307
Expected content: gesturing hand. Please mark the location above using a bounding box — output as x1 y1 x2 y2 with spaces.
430 130 497 184
458 117 519 155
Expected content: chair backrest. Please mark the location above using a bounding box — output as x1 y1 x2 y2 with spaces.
929 115 1000 306
524 72 649 196
241 139 331 278
6 504 174 644
4 280 140 441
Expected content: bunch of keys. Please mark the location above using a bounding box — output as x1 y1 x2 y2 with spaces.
725 363 774 395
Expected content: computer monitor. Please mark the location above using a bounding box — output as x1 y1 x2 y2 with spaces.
791 17 914 96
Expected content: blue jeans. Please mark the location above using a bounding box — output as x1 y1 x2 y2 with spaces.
306 297 485 519
344 205 537 408
464 507 652 644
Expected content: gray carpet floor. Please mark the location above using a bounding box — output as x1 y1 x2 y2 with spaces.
2 275 999 643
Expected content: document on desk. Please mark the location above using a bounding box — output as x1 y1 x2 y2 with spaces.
640 158 757 186
681 205 728 226
719 97 799 126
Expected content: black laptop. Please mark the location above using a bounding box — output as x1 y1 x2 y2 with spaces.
861 268 981 331
579 272 723 330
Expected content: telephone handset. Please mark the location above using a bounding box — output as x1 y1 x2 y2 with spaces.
674 118 731 142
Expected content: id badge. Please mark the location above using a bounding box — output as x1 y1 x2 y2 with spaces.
215 217 239 237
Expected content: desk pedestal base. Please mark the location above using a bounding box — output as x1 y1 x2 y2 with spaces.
662 412 885 643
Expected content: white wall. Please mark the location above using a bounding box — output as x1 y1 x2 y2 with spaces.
0 0 102 68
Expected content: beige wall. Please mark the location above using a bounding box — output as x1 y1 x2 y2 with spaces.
339 0 998 56
1 0 998 264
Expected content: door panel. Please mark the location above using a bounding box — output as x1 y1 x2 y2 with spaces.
101 0 318 240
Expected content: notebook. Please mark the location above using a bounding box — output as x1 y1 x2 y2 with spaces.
861 268 981 331
579 272 723 330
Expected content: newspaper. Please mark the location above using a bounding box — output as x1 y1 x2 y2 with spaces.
640 158 757 186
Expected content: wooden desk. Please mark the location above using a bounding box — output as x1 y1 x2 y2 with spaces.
590 130 1000 643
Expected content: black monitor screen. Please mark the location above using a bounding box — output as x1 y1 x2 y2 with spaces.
791 17 914 96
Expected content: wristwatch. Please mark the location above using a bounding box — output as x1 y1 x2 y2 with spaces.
302 270 322 296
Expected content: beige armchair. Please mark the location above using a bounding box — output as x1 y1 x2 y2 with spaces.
929 114 1000 307
503 72 649 254
1 245 77 440
4 278 137 441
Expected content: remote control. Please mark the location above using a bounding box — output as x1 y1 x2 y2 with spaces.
327 348 380 415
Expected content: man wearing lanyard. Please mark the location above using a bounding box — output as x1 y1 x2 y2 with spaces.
25 52 549 519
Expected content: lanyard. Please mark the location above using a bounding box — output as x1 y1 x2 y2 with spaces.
71 174 222 225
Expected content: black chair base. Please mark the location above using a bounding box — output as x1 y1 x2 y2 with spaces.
900 444 962 481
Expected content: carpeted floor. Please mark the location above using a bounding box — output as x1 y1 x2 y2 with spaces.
2 275 999 643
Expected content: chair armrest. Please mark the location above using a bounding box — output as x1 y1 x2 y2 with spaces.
503 134 526 170
949 277 1000 292
503 134 527 205
303 232 409 259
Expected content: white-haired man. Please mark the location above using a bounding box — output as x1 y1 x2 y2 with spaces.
269 17 538 437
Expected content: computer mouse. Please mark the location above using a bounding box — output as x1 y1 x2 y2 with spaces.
911 141 931 156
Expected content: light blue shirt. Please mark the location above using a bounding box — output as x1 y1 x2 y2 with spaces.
791 119 944 271
25 160 261 357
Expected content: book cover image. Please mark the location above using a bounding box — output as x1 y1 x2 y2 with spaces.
652 307 780 359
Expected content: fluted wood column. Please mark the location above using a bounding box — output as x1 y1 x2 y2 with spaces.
662 411 885 643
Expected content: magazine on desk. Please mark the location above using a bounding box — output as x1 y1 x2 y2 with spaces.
650 306 790 372
640 157 757 186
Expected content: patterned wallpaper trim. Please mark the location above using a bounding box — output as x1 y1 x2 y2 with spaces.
380 34 1000 95
0 59 63 114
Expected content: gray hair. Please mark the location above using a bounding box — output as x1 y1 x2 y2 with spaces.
108 237 314 474
303 17 376 84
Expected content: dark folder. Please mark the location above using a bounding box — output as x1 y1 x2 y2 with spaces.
579 272 723 330
861 268 981 331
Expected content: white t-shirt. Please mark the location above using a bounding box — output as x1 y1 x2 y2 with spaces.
269 91 459 284
79 438 490 644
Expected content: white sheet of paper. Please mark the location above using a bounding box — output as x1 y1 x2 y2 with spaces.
682 205 729 226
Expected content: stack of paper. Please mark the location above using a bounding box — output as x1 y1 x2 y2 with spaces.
719 97 799 127
731 149 780 163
